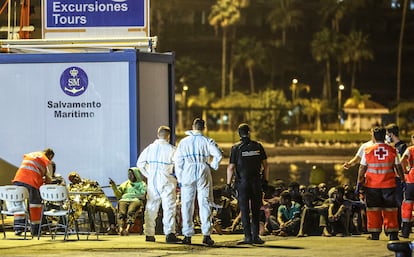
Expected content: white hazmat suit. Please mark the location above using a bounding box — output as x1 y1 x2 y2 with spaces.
137 138 177 237
173 130 222 237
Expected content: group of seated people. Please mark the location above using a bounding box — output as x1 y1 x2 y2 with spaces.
53 167 146 236
54 164 367 239
211 181 367 238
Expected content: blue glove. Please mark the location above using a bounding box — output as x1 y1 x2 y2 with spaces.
355 183 362 195
402 181 407 192
177 182 182 188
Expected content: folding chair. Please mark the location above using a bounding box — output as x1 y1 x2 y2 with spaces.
38 185 79 240
0 185 31 239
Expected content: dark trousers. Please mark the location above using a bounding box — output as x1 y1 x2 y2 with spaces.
13 181 41 234
236 180 262 239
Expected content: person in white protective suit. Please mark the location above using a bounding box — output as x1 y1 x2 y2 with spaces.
173 118 223 246
136 125 182 243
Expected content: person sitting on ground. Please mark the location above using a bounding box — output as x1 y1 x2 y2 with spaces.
67 172 118 235
260 191 274 236
317 183 329 201
109 167 147 236
288 182 303 206
262 184 282 234
297 192 330 237
299 185 307 195
343 184 366 235
212 185 234 234
275 190 301 237
327 185 352 236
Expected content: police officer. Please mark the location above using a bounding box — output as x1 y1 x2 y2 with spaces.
226 123 269 244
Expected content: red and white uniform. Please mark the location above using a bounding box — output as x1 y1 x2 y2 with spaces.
361 143 400 234
401 146 414 223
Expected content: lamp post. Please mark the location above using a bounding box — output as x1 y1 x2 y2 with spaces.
291 78 298 102
182 84 188 130
290 78 299 131
182 85 188 108
338 84 344 112
178 77 189 132
338 84 345 129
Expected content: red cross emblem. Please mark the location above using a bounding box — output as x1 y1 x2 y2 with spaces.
374 146 388 160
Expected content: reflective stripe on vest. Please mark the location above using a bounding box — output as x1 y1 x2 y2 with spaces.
364 144 397 188
13 152 49 189
20 159 46 176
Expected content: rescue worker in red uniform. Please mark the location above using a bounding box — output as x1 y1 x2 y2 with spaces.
357 127 405 240
12 148 54 236
399 134 414 238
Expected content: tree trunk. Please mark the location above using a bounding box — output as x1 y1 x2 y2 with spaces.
316 112 322 132
229 28 237 93
221 28 228 99
248 66 255 94
397 0 408 126
351 62 356 91
324 60 332 101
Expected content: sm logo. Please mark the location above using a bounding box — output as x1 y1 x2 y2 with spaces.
68 78 80 87
60 67 88 96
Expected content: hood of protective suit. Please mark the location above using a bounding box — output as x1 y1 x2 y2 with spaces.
184 130 203 136
129 167 143 182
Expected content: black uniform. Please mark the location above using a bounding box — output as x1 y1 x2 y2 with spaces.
229 137 267 241
395 140 408 229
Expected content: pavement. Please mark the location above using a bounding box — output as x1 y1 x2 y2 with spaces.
0 227 409 257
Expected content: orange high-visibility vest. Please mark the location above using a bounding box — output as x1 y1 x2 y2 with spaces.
364 143 397 188
12 151 50 189
405 146 414 183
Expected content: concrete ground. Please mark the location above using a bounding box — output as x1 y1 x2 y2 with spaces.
0 228 408 257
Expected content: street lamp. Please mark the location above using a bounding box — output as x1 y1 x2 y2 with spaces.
338 84 344 112
178 77 189 132
290 78 298 102
338 84 345 128
181 84 189 130
182 85 188 108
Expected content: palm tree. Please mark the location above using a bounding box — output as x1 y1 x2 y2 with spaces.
345 89 371 107
319 0 367 81
187 87 216 131
311 28 339 101
208 0 247 99
343 88 372 132
266 0 302 46
212 91 252 132
232 37 266 94
250 89 290 142
397 0 409 126
319 0 346 33
391 101 414 131
310 98 324 132
319 0 366 33
300 98 329 132
341 30 374 92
